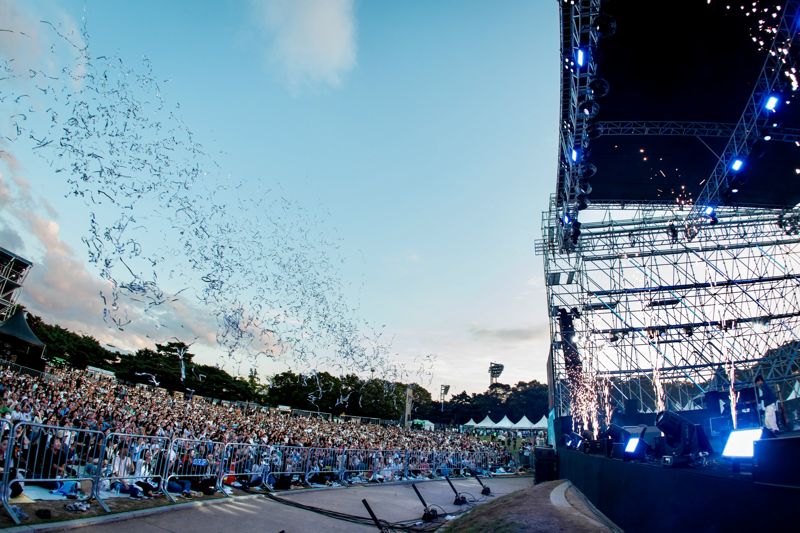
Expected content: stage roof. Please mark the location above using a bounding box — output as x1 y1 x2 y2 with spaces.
560 0 800 208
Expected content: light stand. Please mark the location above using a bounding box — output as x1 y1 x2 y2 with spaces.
445 476 467 505
474 474 491 496
411 483 438 522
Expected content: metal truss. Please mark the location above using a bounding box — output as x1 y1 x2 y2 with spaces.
592 121 800 143
688 0 799 223
539 198 800 421
556 0 601 242
0 248 32 322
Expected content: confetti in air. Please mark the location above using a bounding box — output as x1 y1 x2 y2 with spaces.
0 16 434 395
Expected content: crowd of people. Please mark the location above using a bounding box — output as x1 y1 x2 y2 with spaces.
0 365 522 502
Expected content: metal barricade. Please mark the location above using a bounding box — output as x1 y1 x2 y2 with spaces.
95 433 171 511
342 448 371 482
304 447 341 485
163 438 225 502
2 422 105 525
373 449 404 482
268 446 310 489
471 450 491 475
219 442 272 491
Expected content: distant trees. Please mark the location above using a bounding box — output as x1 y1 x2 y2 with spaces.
26 312 548 423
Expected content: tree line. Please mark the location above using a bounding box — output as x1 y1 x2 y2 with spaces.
25 313 548 424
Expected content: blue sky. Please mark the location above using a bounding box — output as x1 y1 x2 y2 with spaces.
0 0 558 395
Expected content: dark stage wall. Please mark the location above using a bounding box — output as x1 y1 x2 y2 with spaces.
558 448 799 533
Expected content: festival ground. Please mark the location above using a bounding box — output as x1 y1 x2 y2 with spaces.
1 475 617 532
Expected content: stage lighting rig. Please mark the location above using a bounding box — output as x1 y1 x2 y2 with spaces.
655 411 713 466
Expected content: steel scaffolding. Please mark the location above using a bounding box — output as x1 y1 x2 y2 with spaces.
0 247 32 322
539 199 800 420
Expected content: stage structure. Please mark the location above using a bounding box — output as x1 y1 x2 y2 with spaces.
539 0 800 429
0 247 32 322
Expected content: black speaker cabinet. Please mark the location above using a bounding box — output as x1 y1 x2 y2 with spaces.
754 436 800 488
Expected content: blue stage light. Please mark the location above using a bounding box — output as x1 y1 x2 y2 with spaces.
722 428 763 458
563 214 571 225
731 159 744 172
576 48 585 67
765 95 779 111
571 149 578 162
704 206 715 216
624 437 640 453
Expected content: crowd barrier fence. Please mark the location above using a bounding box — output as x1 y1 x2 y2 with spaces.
0 422 512 522
95 432 171 510
2 422 105 524
219 442 272 491
163 438 226 502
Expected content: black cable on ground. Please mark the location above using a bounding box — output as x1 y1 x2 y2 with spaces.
265 491 475 532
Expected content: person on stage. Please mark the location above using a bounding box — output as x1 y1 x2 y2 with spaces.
755 375 780 434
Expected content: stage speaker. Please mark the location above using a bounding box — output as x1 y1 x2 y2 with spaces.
534 446 557 484
610 442 625 460
754 436 800 488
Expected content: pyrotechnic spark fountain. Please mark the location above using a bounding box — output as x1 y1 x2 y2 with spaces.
728 359 738 429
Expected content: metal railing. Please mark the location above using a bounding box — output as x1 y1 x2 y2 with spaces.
163 438 226 502
0 421 513 523
0 359 60 382
219 442 272 490
2 422 105 524
95 432 171 510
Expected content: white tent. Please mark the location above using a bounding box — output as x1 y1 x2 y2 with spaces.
463 418 477 426
787 380 800 401
494 415 515 428
513 415 536 429
532 415 548 429
475 415 497 428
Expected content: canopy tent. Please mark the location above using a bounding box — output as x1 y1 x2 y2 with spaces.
513 415 536 430
475 415 496 428
0 308 44 348
493 415 515 428
463 419 477 426
0 307 46 371
412 419 435 431
532 415 548 430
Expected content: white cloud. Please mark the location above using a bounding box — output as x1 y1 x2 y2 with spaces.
252 0 357 89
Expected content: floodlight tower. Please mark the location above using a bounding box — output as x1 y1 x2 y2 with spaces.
489 362 504 387
440 384 450 412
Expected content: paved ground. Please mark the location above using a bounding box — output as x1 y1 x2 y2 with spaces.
11 476 617 532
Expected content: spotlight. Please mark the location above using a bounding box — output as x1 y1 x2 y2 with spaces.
576 48 586 67
731 159 744 172
564 432 583 449
656 411 713 460
578 162 597 179
578 100 600 119
604 424 630 444
572 148 579 162
589 78 610 98
722 428 764 459
704 206 715 216
624 437 641 454
594 14 617 36
765 95 780 111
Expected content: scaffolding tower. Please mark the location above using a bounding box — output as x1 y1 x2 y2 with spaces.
539 199 800 420
0 247 32 322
